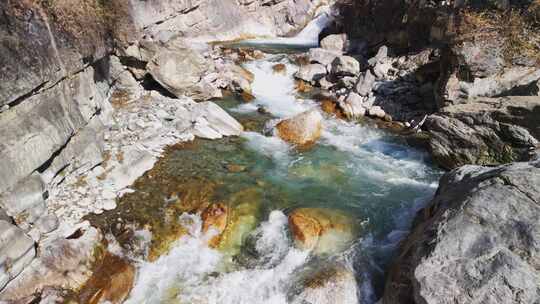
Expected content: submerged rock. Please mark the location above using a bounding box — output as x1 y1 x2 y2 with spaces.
275 110 323 146
384 160 540 304
78 252 136 304
291 263 359 304
288 208 356 256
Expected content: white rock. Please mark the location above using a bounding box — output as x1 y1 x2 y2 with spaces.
331 56 360 76
320 34 349 53
309 48 341 66
340 92 366 119
367 106 386 118
294 64 327 83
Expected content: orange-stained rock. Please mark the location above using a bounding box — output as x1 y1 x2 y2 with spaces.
240 91 256 102
275 110 323 146
295 80 312 93
288 208 356 255
272 63 287 75
202 203 229 247
79 252 136 304
320 99 344 118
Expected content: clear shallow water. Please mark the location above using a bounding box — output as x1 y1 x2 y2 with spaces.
124 54 441 304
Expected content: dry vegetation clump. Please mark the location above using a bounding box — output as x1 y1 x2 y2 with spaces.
457 7 540 65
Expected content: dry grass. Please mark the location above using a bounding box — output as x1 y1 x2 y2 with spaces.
457 8 540 66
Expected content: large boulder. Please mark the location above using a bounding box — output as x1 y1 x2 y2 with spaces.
425 96 540 169
288 208 356 256
275 110 323 146
147 47 220 101
384 160 540 304
339 92 366 119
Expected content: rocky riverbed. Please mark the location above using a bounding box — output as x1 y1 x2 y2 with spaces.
0 0 539 303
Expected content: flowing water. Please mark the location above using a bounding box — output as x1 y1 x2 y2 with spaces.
117 51 441 304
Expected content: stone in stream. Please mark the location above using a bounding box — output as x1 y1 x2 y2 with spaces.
384 160 540 304
330 56 360 77
288 208 356 256
291 263 359 304
309 48 341 66
320 34 350 53
367 105 386 119
294 64 327 84
275 110 323 146
212 188 263 257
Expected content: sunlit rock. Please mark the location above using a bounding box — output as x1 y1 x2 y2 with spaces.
78 252 136 304
215 188 262 256
288 208 356 256
294 64 327 84
275 110 323 146
320 34 350 54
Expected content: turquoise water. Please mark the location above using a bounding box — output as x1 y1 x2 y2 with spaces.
125 52 441 304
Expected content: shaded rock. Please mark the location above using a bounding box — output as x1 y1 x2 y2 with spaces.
320 34 349 53
294 64 327 84
275 110 323 146
0 221 35 291
355 70 375 96
330 56 360 77
288 208 356 256
291 263 358 304
425 96 540 169
384 161 540 304
309 48 341 66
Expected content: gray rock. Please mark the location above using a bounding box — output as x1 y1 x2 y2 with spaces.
425 96 540 169
147 47 215 101
294 64 327 84
330 56 360 77
384 161 540 304
318 76 334 90
320 34 349 53
367 106 386 118
340 92 366 119
309 48 341 66
0 221 35 291
336 76 358 89
368 45 388 66
373 61 392 79
355 70 376 96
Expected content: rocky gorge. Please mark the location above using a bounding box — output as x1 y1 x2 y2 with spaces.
0 0 539 303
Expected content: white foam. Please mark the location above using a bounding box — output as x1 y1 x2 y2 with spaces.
126 212 310 304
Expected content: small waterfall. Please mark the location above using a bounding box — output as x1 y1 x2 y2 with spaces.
239 8 333 47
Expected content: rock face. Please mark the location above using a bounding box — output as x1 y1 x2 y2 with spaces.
384 160 540 304
425 96 540 169
147 47 219 100
0 221 35 291
288 208 356 255
275 110 323 146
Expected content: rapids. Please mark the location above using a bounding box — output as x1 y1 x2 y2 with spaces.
122 53 441 304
